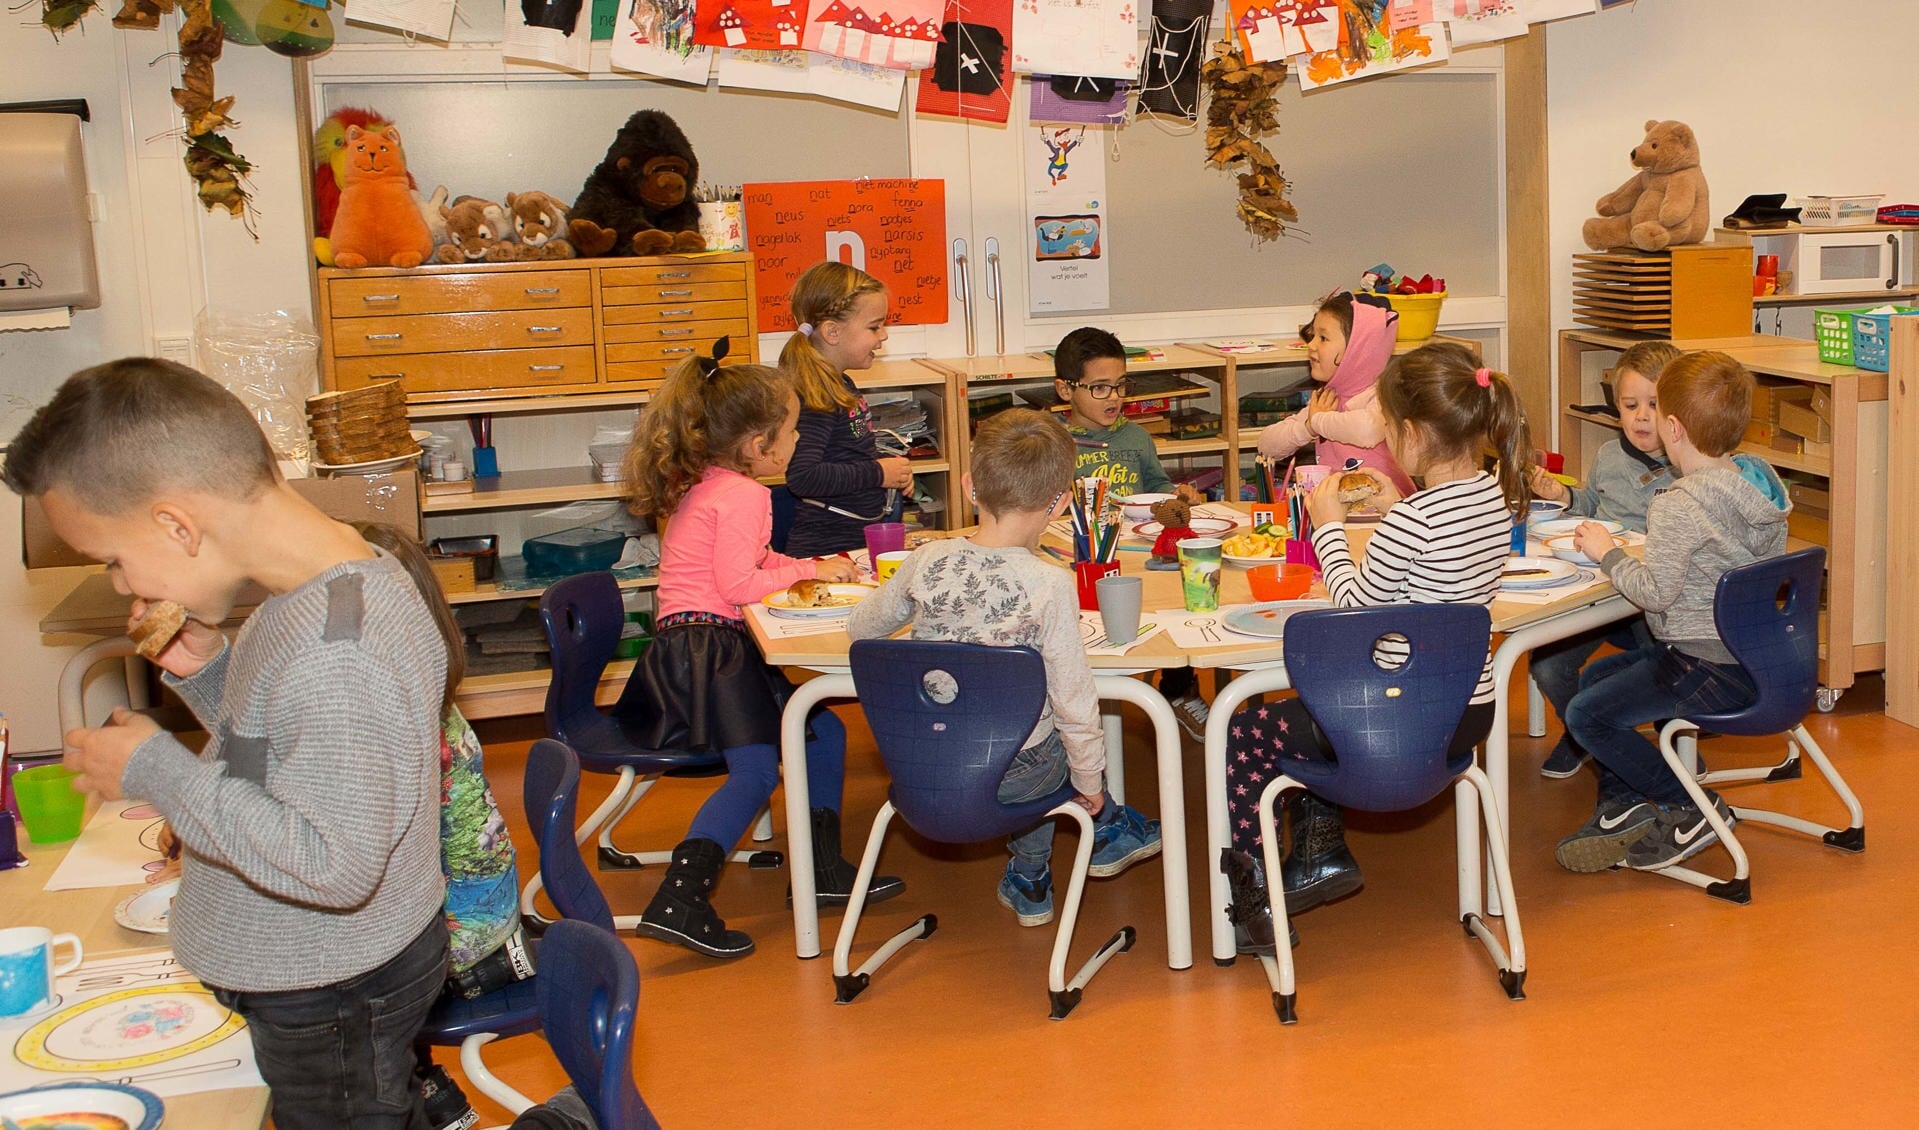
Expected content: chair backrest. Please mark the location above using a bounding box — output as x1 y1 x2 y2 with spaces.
1696 547 1827 735
770 485 797 554
848 639 1062 843
539 572 628 751
525 739 615 933
1282 603 1491 812
536 920 658 1130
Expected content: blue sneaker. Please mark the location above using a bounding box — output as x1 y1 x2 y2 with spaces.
1089 804 1163 878
997 863 1054 927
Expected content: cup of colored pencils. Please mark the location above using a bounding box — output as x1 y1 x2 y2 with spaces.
1070 476 1120 609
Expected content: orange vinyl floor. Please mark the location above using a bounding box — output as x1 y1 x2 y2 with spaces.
451 673 1919 1126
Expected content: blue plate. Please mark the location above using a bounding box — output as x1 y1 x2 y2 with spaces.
1221 600 1332 639
0 1082 164 1129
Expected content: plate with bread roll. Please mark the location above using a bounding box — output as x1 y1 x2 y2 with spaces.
1499 556 1581 590
762 579 880 619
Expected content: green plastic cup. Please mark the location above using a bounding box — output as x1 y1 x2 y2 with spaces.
13 766 86 844
1178 537 1223 613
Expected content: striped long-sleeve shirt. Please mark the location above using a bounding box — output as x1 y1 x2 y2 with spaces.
1310 471 1513 703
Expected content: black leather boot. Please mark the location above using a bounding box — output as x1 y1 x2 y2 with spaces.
1281 793 1364 914
793 808 905 908
635 838 755 959
1221 848 1297 955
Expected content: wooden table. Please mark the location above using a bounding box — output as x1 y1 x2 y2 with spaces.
0 833 270 1127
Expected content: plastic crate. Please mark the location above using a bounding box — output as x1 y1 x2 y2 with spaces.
1799 194 1885 227
1847 307 1919 372
1813 309 1856 365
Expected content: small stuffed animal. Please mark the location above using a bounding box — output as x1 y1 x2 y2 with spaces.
1146 496 1196 571
1583 119 1710 253
435 196 517 264
330 125 434 269
506 191 576 260
568 110 707 257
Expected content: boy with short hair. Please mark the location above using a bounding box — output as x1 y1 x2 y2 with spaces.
4 359 449 1129
1555 351 1790 873
847 408 1161 925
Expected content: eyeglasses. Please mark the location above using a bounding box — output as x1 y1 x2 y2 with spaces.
1071 380 1131 400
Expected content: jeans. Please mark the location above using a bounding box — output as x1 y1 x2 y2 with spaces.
999 732 1084 877
211 915 449 1130
1565 643 1756 807
1531 617 1653 759
687 707 847 849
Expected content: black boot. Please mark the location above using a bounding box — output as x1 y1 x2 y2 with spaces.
1281 794 1364 914
793 808 905 908
635 838 755 959
1221 848 1297 955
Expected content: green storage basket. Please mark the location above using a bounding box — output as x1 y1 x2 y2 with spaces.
614 611 654 660
1813 309 1855 366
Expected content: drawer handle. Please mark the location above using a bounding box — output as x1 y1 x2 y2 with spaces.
661 308 693 317
360 294 400 304
658 271 692 279
657 289 694 297
526 325 564 334
662 347 694 355
524 286 560 295
366 372 405 379
529 364 565 372
365 332 403 341
660 327 695 336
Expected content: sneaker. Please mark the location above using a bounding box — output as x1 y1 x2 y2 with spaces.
997 863 1054 927
1554 794 1660 873
1625 796 1735 871
1089 804 1163 878
1171 694 1211 741
1539 740 1590 779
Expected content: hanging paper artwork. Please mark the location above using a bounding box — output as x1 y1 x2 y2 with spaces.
1230 0 1337 64
505 0 594 71
345 0 459 41
1137 0 1210 121
1025 126 1110 312
716 48 909 110
1294 2 1448 91
805 0 945 69
1443 0 1526 46
914 0 1013 123
1010 0 1139 81
695 0 813 49
1031 76 1130 125
742 179 948 329
611 0 715 82
1527 0 1597 19
1384 0 1431 30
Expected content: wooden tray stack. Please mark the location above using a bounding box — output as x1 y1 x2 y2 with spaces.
307 380 416 467
1572 244 1753 339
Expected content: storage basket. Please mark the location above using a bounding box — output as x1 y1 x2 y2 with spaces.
1799 194 1885 227
1384 291 1446 342
1813 309 1856 366
1847 307 1919 372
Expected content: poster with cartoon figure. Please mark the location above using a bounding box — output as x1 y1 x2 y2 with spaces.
1025 126 1110 312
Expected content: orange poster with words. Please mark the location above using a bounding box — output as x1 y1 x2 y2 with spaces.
743 179 947 332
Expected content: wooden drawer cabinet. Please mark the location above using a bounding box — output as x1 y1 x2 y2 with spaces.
602 281 748 305
601 317 749 346
600 263 747 287
328 270 592 317
335 346 596 394
332 308 595 358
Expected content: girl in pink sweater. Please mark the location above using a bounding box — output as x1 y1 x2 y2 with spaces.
622 340 901 959
1257 292 1415 496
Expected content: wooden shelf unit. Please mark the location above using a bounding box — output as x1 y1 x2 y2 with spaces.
1558 327 1887 692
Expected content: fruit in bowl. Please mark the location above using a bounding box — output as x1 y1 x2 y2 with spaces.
1223 532 1279 559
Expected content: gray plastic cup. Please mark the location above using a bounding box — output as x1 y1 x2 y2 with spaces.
1095 575 1144 645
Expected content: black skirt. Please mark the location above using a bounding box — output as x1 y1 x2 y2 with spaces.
620 620 792 753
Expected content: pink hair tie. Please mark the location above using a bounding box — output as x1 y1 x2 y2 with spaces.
1474 367 1492 388
796 322 816 337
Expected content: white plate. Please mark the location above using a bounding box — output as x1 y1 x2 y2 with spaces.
1223 552 1283 567
1119 492 1176 522
114 878 179 935
1531 518 1624 541
1221 600 1332 639
0 1082 164 1130
311 446 423 476
1500 556 1579 590
1132 516 1239 539
1543 533 1627 567
760 583 877 619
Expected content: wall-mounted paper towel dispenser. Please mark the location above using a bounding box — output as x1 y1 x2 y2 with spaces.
0 100 100 320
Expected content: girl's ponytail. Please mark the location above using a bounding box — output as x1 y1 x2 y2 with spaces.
785 260 883 412
626 344 791 519
1481 368 1534 518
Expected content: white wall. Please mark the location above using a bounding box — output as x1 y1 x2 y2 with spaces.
1546 0 1919 421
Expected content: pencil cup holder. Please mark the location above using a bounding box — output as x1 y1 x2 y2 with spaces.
1284 537 1320 575
470 445 500 479
1074 561 1119 611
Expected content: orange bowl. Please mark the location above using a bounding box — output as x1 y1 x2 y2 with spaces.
1248 563 1313 602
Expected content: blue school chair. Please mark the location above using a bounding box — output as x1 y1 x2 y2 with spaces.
1642 548 1864 904
1252 604 1523 1025
523 571 780 931
833 640 1135 1020
535 920 658 1130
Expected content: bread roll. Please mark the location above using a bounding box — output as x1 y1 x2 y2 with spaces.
1337 472 1380 506
786 579 828 608
130 600 189 660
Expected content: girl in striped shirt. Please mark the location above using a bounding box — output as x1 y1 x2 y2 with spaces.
1219 342 1532 955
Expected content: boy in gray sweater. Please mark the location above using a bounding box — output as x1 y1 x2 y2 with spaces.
1555 352 1789 874
5 360 448 1129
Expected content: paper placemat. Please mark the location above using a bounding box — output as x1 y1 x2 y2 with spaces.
745 603 855 639
1155 606 1274 649
43 799 168 891
1497 570 1607 605
1077 612 1167 655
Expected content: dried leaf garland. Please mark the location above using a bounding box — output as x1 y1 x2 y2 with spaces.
1200 37 1297 243
40 0 102 35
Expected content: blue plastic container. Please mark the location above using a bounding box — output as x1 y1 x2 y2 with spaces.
522 526 627 579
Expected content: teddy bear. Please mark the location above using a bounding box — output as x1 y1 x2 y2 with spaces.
1582 119 1710 253
1146 496 1197 571
329 125 434 270
505 191 577 260
568 110 707 258
434 196 518 264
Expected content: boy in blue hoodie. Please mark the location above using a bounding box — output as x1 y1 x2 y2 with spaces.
1554 351 1790 874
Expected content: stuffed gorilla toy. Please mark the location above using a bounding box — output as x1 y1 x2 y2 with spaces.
568 110 707 257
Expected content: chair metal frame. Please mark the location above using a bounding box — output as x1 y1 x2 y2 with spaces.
831 640 1135 1020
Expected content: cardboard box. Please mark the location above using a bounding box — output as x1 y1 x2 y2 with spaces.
1744 419 1780 446
22 470 422 569
1777 398 1833 443
1810 388 1834 423
1788 508 1830 546
1770 432 1804 455
1751 380 1796 421
1789 482 1832 511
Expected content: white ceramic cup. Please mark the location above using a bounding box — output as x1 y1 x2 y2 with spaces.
0 926 83 1018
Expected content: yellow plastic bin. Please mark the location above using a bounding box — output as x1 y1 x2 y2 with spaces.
1385 291 1447 342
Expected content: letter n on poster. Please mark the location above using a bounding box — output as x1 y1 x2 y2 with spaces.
742 179 948 332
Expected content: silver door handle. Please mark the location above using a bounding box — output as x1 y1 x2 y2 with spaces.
984 237 1005 357
953 238 975 356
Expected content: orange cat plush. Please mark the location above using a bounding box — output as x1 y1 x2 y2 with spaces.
330 125 433 269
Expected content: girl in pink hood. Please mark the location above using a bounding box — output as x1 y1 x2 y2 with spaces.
1256 292 1416 496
